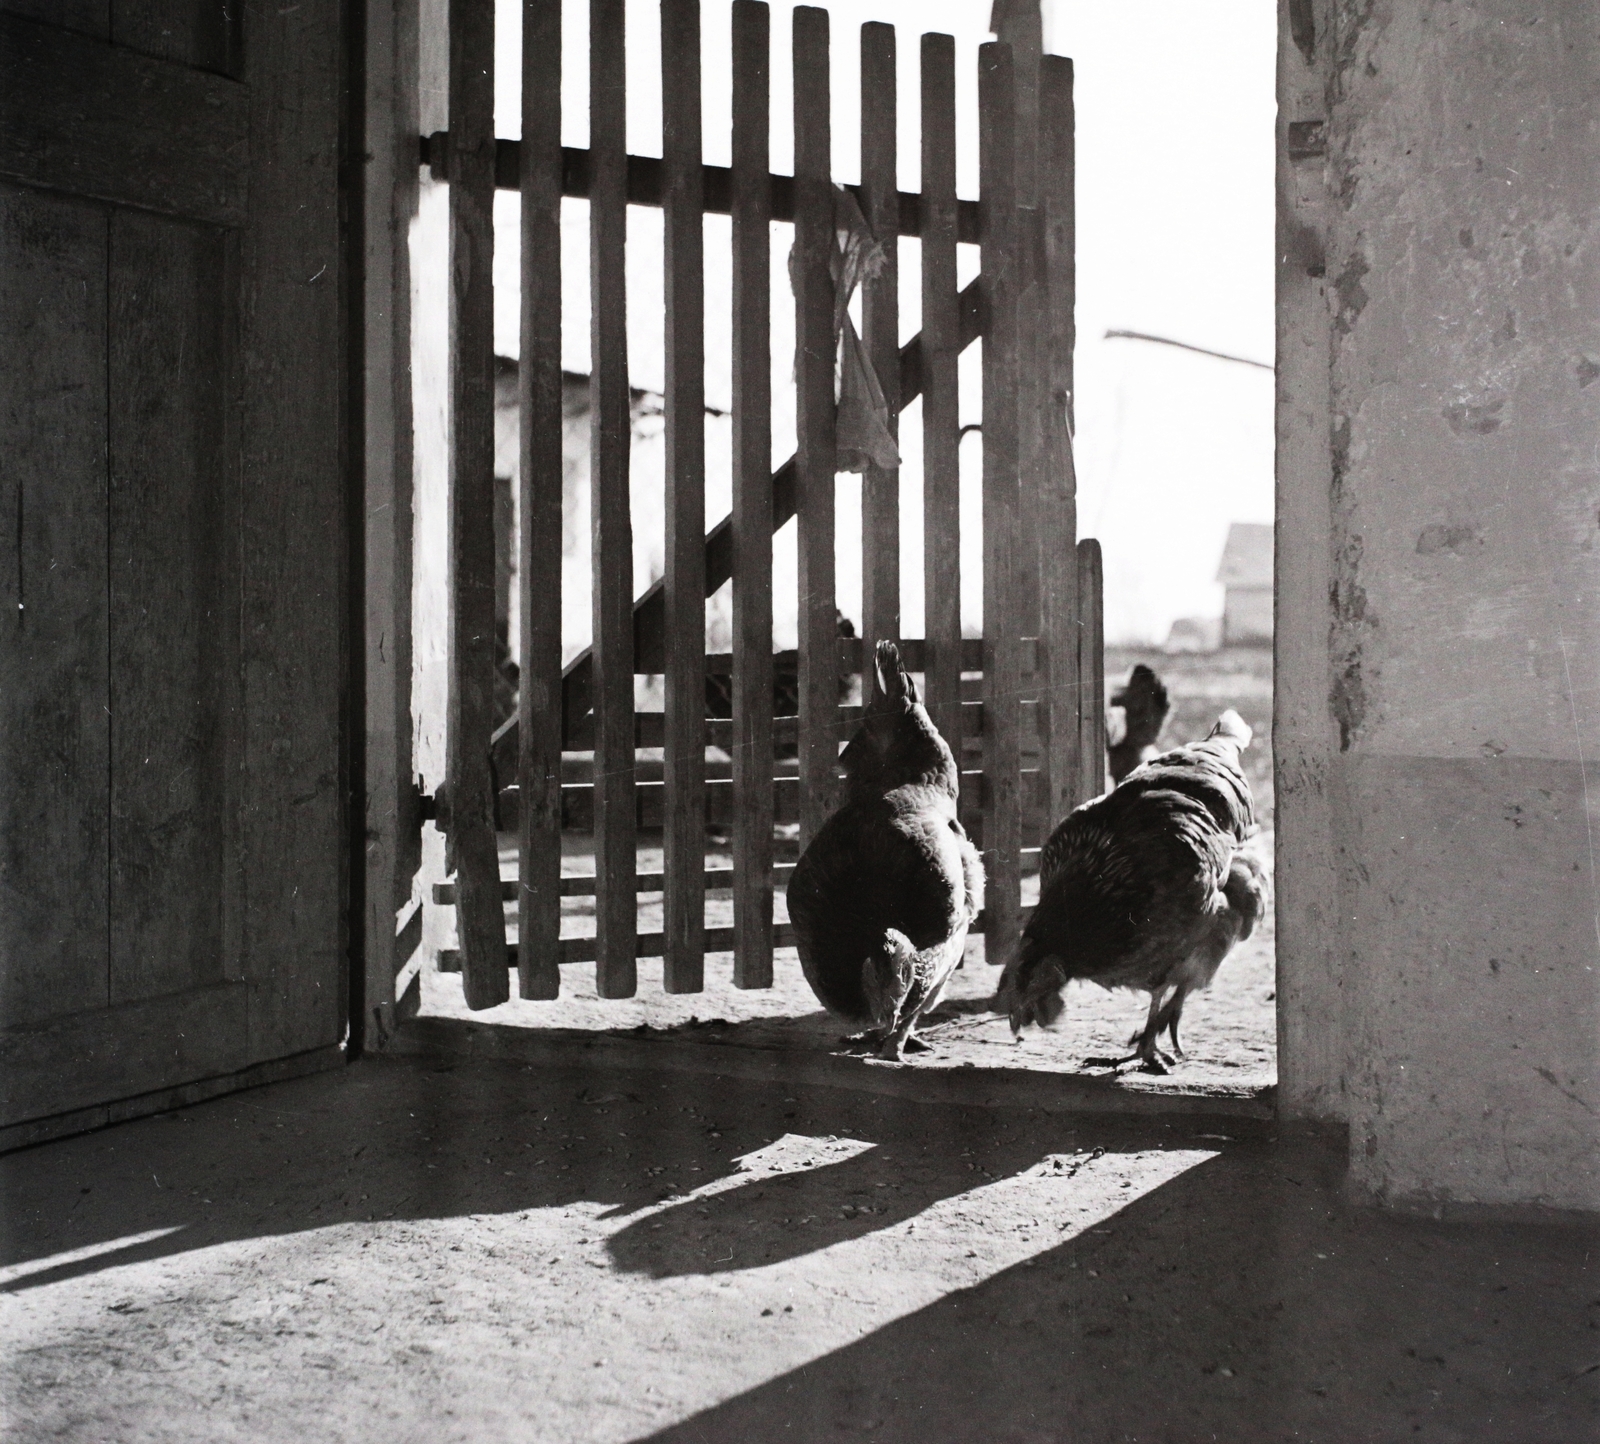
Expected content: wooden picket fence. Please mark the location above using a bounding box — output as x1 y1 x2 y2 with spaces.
429 0 1104 1009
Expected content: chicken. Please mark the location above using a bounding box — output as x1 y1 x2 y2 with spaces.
787 640 984 1061
995 709 1266 1073
1107 663 1171 785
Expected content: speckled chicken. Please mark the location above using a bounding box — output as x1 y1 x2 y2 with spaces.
788 641 984 1061
996 710 1266 1073
1107 663 1171 785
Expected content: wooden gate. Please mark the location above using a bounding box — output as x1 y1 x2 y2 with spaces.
405 0 1105 1013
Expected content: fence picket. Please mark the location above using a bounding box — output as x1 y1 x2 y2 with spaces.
446 0 509 1009
919 32 963 776
1077 536 1106 802
859 21 898 700
979 41 1021 960
590 0 637 997
662 0 706 992
1037 53 1080 823
792 6 836 850
731 0 774 988
517 0 563 1000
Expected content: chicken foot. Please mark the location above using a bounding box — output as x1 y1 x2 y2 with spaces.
1084 987 1188 1074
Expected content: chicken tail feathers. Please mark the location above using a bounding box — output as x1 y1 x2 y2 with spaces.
992 935 1069 1036
873 639 918 705
861 927 919 1030
1207 709 1253 750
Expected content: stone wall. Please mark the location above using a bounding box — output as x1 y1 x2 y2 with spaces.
1276 0 1599 1211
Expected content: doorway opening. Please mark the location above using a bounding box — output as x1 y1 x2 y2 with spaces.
378 0 1276 1106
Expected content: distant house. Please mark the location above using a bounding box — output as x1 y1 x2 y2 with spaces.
1217 522 1273 645
1163 615 1223 653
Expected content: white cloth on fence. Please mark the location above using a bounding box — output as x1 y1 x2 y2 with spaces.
788 185 902 475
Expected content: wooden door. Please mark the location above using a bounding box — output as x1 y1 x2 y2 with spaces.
0 1 348 1147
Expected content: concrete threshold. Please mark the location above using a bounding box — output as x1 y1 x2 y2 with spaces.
391 1015 1276 1122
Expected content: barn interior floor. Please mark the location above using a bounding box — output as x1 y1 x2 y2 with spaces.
3 1043 1595 1443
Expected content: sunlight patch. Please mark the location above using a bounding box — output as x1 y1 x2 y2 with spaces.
0 1227 186 1288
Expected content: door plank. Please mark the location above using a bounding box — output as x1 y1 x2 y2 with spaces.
0 184 110 1030
730 0 774 989
107 208 228 1003
0 12 247 227
237 0 349 1063
111 0 241 76
0 980 245 1125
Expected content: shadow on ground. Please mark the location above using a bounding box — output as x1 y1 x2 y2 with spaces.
2 1037 1595 1443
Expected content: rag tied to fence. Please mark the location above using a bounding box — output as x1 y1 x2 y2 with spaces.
788 185 902 474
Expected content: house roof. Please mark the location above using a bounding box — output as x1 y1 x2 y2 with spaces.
1216 522 1273 588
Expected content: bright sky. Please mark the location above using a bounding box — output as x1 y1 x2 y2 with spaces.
486 0 1275 644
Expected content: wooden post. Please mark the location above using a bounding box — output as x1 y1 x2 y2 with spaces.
920 32 962 763
792 5 836 851
1037 53 1079 823
590 0 637 997
978 41 1021 961
517 0 563 1000
446 0 509 1009
361 0 421 1042
1077 536 1106 801
730 0 774 989
662 0 706 992
859 21 898 698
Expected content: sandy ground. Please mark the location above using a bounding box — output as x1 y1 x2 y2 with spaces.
2 1048 1595 1443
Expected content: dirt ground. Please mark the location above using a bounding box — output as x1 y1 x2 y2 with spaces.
2 1045 1595 1443
423 828 1277 1106
422 646 1279 1103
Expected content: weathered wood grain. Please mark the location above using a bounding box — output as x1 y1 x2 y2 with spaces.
111 0 240 75
859 20 898 700
517 0 564 1001
730 0 774 989
661 0 707 993
1037 54 1080 820
238 0 352 1060
108 208 228 1004
919 32 962 763
0 980 246 1126
0 2 109 38
590 0 637 998
979 41 1022 960
0 11 247 226
445 0 510 1010
0 184 110 1031
792 5 836 851
360 0 421 1044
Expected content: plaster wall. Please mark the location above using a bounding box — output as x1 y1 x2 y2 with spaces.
1276 0 1600 1211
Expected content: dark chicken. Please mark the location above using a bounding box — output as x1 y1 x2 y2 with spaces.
1107 663 1171 785
996 710 1266 1073
788 641 984 1061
